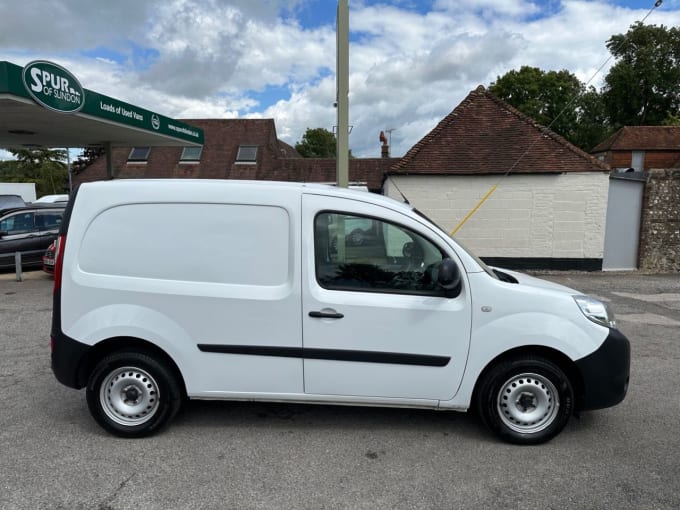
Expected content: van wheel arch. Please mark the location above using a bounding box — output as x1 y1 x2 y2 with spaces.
472 346 585 415
77 337 187 399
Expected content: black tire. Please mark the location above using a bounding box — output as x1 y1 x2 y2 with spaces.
86 352 182 438
476 356 574 445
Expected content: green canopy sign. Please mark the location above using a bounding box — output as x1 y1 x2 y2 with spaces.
1 60 204 146
22 60 85 113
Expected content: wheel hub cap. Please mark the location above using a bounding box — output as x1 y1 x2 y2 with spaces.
100 367 160 426
517 392 537 413
123 385 141 404
497 372 560 434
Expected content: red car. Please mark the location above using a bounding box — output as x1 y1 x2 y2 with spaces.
42 240 56 275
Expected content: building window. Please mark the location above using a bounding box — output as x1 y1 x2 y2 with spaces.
180 146 203 163
236 145 258 163
128 147 150 163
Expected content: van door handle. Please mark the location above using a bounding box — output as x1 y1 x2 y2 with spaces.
309 310 344 319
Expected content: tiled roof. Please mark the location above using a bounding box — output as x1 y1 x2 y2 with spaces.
271 158 397 191
390 86 609 175
591 126 680 152
73 117 393 191
73 118 301 184
74 87 614 190
278 139 300 158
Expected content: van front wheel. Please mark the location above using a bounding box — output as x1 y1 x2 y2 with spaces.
477 357 573 445
86 352 182 438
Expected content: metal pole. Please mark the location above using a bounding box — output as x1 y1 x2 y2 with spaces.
15 252 23 282
336 0 349 188
105 142 114 179
67 147 72 193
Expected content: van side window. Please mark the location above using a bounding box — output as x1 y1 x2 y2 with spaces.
314 212 446 295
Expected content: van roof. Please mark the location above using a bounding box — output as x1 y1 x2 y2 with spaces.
79 179 415 214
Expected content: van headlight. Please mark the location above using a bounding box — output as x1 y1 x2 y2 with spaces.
574 295 616 328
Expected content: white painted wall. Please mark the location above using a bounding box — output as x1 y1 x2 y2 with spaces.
384 173 609 259
0 182 36 202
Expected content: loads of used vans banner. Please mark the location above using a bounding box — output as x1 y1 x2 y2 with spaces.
50 180 630 444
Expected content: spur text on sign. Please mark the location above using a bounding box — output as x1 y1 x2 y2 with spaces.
22 60 85 113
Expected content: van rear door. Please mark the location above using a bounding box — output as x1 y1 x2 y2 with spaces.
301 193 472 401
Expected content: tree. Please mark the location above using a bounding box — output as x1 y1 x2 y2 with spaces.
602 23 680 127
72 147 105 174
0 159 20 180
295 128 337 158
5 148 68 197
489 66 608 151
569 88 609 151
663 114 680 126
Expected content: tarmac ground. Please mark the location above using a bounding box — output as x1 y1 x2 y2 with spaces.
1 269 679 509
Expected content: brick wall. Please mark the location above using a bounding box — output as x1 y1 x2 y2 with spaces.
607 151 680 171
639 169 680 271
384 173 609 260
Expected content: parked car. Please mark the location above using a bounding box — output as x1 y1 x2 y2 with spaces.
0 205 65 270
0 194 27 213
43 240 56 275
33 194 70 204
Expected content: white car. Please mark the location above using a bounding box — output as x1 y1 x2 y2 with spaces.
50 180 630 444
33 194 69 203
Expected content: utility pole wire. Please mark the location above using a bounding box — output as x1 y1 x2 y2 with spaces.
449 0 663 237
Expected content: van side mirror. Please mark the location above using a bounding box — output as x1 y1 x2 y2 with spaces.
437 258 461 296
0 231 7 239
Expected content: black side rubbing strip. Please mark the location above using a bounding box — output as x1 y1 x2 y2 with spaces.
197 344 450 367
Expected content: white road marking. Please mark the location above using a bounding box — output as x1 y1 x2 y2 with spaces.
612 292 680 303
617 313 680 327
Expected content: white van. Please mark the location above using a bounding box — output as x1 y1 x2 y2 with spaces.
51 180 630 444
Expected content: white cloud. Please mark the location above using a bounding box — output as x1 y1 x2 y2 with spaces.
434 0 544 18
1 0 679 159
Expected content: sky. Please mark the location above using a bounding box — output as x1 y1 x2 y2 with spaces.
1 0 679 160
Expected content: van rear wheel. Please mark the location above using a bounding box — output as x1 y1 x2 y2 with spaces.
477 356 573 445
86 352 182 438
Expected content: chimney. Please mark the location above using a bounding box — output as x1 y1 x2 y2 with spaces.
379 131 389 158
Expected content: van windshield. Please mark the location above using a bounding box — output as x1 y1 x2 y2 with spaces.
412 208 499 280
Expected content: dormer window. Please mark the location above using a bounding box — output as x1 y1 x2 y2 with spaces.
236 145 258 164
128 147 150 163
180 146 203 163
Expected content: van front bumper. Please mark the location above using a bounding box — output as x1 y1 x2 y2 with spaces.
575 328 630 411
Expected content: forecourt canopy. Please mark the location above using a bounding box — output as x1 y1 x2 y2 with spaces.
0 60 204 150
